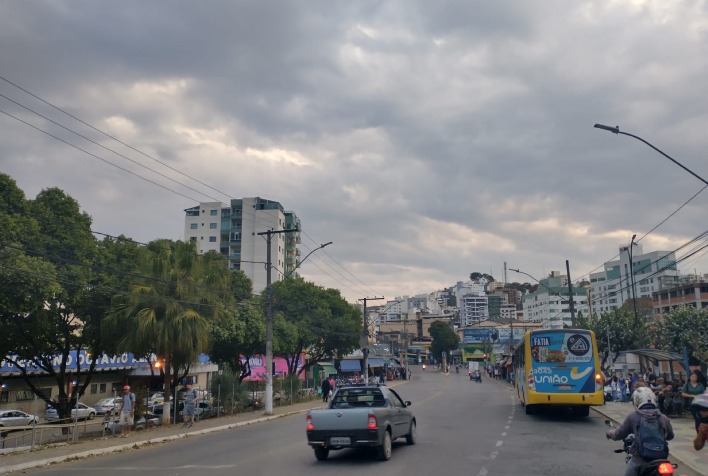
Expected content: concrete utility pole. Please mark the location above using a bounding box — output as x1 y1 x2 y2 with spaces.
359 296 384 383
566 260 576 327
258 228 298 416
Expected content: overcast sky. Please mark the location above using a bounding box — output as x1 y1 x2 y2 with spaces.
2 1 707 303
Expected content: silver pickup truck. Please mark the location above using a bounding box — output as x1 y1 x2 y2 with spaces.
305 384 416 461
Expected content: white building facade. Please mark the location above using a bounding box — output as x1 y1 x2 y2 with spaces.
588 243 680 317
184 197 301 293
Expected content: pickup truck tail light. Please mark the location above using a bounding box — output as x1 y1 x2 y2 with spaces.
306 415 314 431
367 414 377 429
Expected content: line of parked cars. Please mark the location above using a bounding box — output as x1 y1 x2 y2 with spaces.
45 402 97 422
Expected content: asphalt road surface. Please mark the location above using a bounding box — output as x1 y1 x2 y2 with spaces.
23 368 694 476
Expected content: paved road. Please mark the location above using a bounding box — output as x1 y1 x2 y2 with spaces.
11 368 698 476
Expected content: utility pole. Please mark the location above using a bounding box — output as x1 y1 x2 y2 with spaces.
359 296 384 383
258 228 297 416
566 260 576 327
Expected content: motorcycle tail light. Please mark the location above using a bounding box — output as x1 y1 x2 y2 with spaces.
657 462 673 475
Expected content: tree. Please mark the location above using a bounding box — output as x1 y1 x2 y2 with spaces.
428 321 460 363
270 278 361 376
0 180 122 425
654 307 708 366
470 272 495 282
576 309 647 371
209 301 265 382
106 240 232 423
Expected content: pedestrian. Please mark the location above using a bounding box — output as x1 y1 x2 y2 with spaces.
682 370 707 432
691 394 708 451
183 383 200 428
407 368 411 381
619 376 628 403
119 385 135 438
321 377 331 403
610 376 619 402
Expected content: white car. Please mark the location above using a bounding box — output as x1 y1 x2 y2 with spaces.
45 403 96 422
93 397 122 415
148 392 164 405
0 409 40 428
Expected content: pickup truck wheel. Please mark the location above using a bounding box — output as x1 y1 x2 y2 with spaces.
377 430 392 461
314 447 329 461
405 421 416 445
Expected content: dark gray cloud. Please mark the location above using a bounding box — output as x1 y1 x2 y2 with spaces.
2 1 707 301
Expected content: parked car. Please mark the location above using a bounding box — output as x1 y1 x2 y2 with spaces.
0 409 40 428
93 397 122 415
45 402 97 422
148 392 164 405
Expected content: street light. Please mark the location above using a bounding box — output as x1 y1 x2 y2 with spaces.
284 242 333 279
263 239 332 415
593 124 708 186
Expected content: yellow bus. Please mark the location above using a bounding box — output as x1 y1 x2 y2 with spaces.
513 328 604 416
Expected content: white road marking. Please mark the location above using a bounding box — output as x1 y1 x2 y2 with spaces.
496 440 503 447
477 466 488 476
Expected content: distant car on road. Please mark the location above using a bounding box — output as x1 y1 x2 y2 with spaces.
0 410 40 428
148 392 164 405
45 403 96 422
93 397 122 415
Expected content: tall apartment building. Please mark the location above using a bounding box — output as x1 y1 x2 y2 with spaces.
521 274 588 329
460 294 488 326
652 279 708 317
183 197 301 293
588 243 680 316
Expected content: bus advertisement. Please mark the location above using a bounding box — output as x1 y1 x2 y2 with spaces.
513 329 604 416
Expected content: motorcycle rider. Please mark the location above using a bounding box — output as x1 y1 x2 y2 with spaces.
606 387 674 476
692 393 708 451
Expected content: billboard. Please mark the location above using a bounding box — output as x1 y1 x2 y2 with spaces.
241 354 306 381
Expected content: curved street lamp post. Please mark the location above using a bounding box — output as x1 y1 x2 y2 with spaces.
261 236 332 415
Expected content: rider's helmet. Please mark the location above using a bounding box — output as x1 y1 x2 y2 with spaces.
690 393 708 423
632 387 657 409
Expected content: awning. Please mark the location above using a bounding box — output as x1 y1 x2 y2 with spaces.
318 363 337 377
623 349 686 367
368 358 385 367
340 360 361 372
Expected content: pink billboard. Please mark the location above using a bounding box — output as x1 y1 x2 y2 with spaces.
241 354 306 382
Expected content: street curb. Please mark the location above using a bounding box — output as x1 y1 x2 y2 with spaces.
0 409 308 475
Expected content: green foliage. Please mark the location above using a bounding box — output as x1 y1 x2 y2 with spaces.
270 278 361 375
209 301 265 381
106 239 233 406
575 309 646 370
428 321 460 362
470 272 495 282
654 307 708 364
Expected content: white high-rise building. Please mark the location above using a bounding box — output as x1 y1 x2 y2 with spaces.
589 243 680 316
184 197 301 293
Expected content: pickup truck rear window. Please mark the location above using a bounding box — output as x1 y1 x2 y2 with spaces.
331 389 386 408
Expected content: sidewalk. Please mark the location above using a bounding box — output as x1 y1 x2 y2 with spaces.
0 399 325 475
593 400 707 476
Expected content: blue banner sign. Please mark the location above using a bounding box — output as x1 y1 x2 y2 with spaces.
1 351 150 374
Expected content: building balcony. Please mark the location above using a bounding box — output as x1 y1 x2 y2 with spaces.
228 253 241 261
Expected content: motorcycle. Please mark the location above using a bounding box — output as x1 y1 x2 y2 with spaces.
605 420 676 476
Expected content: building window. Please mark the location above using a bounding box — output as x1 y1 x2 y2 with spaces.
90 384 98 394
209 236 217 242
190 237 197 242
190 223 197 229
100 383 107 393
210 210 218 216
210 223 217 229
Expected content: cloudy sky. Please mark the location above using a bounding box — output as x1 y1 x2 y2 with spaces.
2 1 707 303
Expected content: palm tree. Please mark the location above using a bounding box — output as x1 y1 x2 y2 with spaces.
106 240 230 424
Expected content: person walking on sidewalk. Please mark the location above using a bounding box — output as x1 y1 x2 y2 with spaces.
183 383 200 427
119 385 136 438
691 394 708 451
